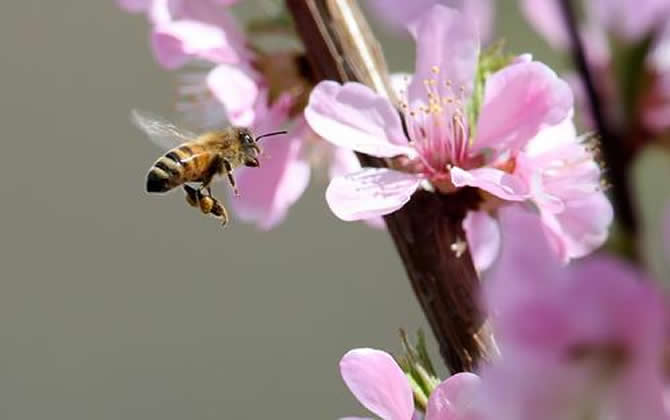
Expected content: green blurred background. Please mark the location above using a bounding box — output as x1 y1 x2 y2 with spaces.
0 1 558 419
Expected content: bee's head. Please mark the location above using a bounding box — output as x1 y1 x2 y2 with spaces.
237 127 287 168
236 128 260 167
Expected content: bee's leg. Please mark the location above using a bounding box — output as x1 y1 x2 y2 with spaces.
222 159 239 197
183 185 199 207
198 195 215 214
210 200 229 227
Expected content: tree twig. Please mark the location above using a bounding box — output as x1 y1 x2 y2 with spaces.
286 0 490 372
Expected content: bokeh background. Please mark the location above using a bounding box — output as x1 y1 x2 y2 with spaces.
0 1 557 419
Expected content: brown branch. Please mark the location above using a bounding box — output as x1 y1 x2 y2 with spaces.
286 0 490 372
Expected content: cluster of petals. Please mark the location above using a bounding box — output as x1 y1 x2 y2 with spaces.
119 0 362 229
339 348 482 420
339 207 668 420
305 5 612 269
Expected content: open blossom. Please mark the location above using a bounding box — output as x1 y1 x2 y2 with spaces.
119 0 360 230
305 5 609 268
478 206 667 420
339 348 482 420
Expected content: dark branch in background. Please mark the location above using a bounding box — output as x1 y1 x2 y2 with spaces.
559 0 637 234
286 0 491 372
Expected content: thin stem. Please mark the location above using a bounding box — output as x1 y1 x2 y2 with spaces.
558 0 637 234
286 0 490 372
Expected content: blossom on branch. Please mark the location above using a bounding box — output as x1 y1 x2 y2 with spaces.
305 5 611 268
119 0 368 229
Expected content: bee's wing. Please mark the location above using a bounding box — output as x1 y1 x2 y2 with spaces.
131 109 198 150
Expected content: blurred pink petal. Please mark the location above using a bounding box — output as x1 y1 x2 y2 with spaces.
407 4 479 101
207 64 259 126
340 348 414 420
117 0 150 13
519 0 569 49
587 0 670 41
425 373 483 420
232 124 310 230
463 211 501 272
305 81 413 158
481 206 666 420
451 167 528 201
151 20 240 69
474 61 573 154
326 169 421 221
367 0 494 42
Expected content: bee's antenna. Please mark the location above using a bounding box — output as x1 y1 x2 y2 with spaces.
255 130 288 142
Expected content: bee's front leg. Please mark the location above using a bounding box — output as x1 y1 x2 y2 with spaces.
222 159 239 197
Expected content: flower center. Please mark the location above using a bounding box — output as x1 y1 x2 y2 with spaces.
398 66 471 174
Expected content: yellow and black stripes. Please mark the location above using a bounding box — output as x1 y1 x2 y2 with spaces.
146 144 214 193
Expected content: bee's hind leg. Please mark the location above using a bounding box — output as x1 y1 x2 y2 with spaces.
183 185 199 207
210 200 229 227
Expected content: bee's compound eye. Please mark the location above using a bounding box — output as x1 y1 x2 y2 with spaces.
243 133 254 145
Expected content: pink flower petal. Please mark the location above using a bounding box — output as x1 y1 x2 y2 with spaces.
588 0 670 41
523 113 578 158
207 64 259 126
425 373 483 420
520 0 569 49
450 167 528 201
474 61 573 154
231 127 310 230
340 348 414 420
151 20 240 69
463 211 501 272
367 0 494 41
117 0 150 13
305 81 414 158
326 168 421 221
407 5 479 101
540 192 613 262
328 147 387 230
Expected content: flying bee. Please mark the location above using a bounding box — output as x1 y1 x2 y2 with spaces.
131 109 287 226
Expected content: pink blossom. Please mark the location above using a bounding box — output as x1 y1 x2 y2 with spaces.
121 0 370 229
516 116 613 262
149 0 250 69
339 348 482 420
305 5 606 268
479 206 667 420
365 0 494 42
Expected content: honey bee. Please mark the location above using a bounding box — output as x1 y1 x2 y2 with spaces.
132 110 287 225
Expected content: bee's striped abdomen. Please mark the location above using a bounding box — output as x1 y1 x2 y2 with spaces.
146 148 186 193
